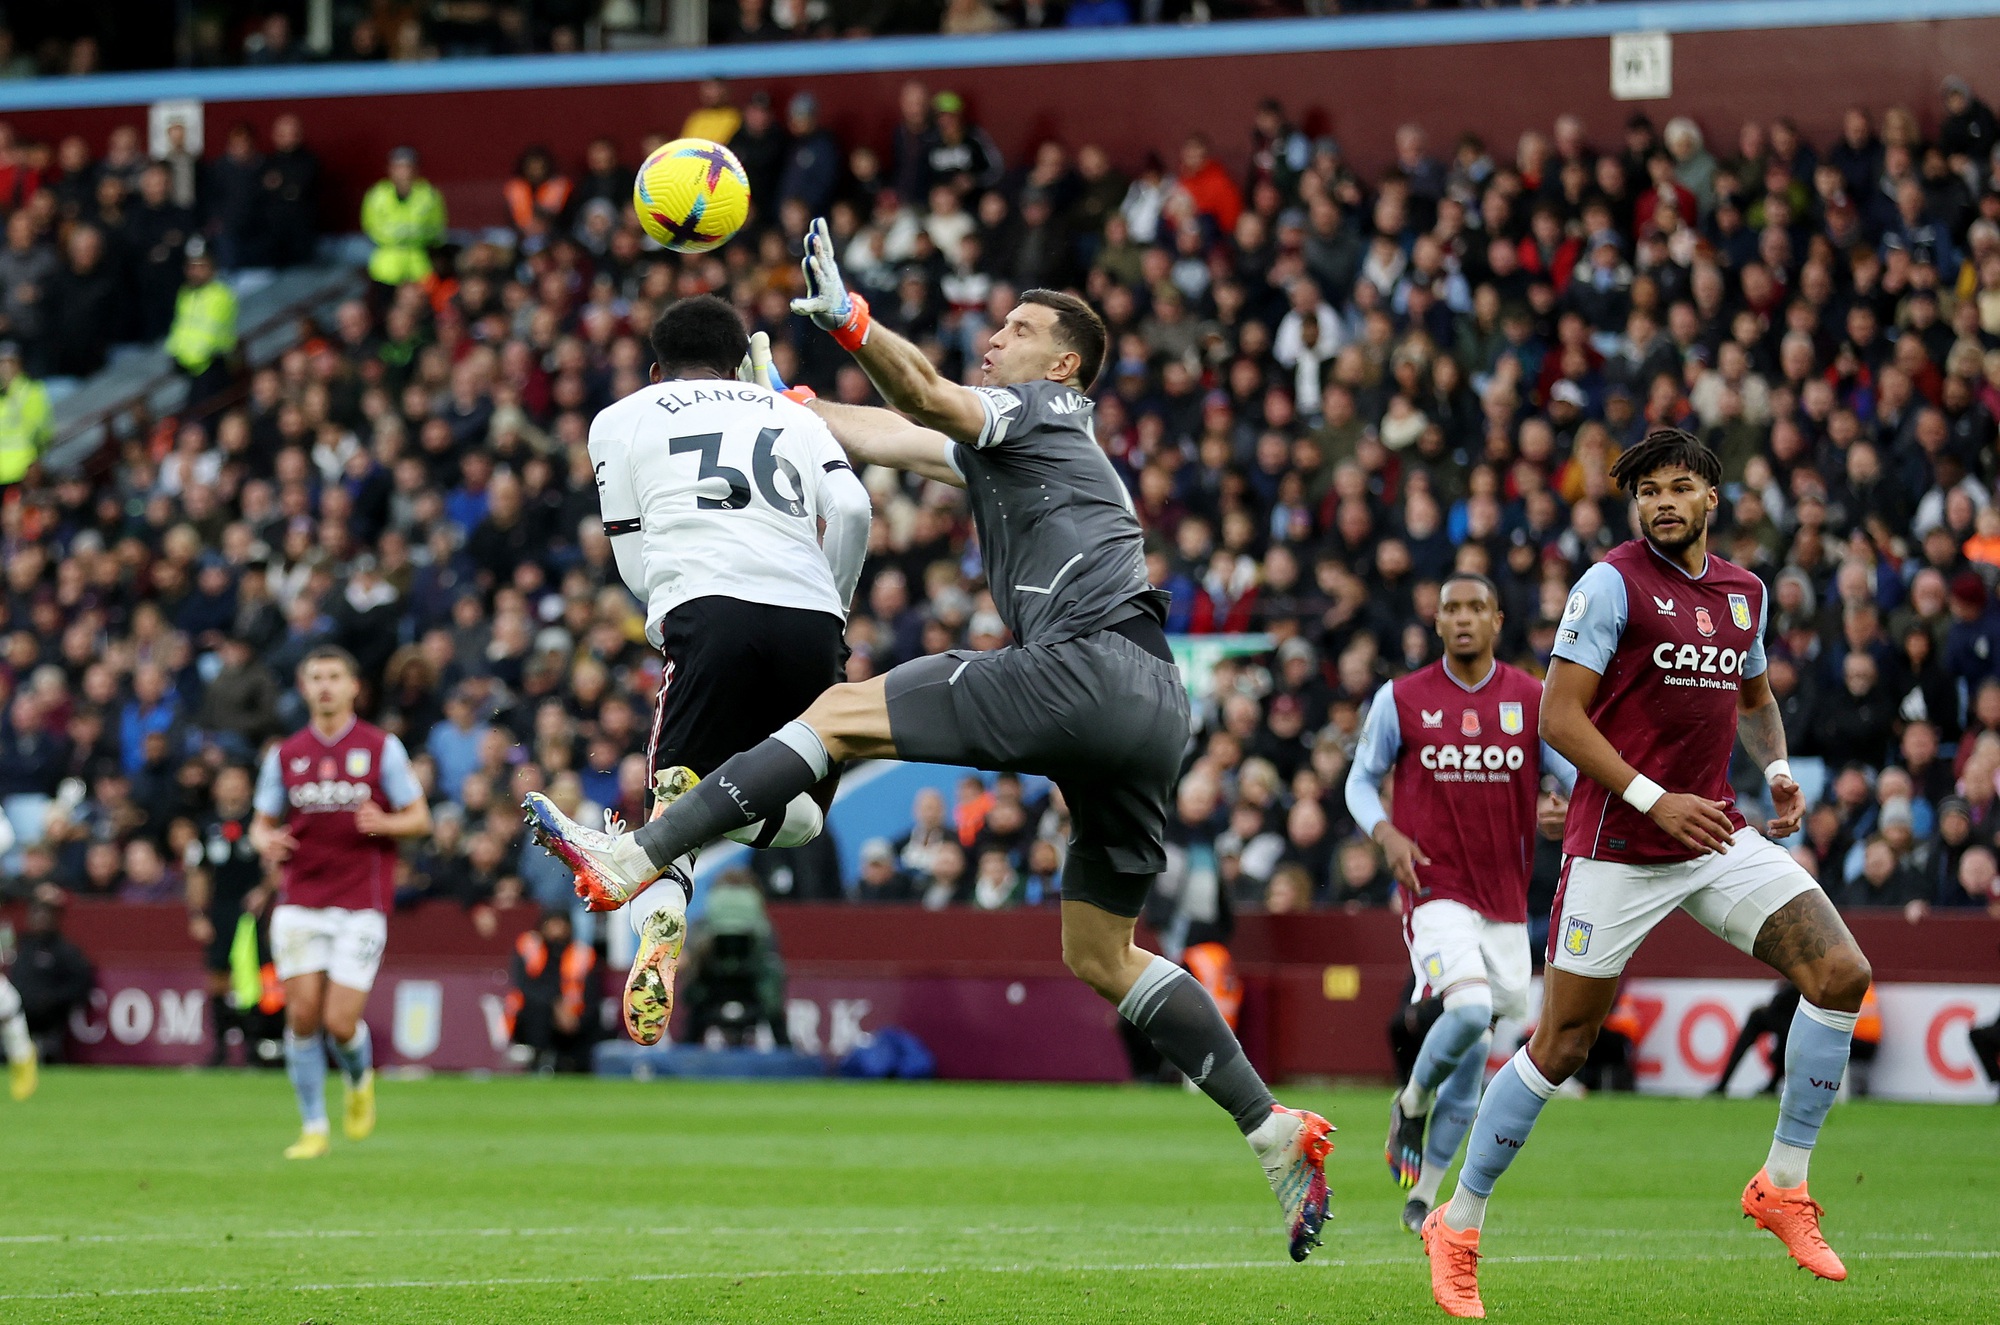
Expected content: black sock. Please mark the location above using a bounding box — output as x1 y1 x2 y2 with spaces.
1119 955 1276 1135
632 732 823 871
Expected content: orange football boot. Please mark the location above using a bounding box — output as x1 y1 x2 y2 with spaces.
1742 1169 1847 1281
1420 1207 1486 1318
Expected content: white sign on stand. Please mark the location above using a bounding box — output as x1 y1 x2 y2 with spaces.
1611 31 1672 101
149 99 205 157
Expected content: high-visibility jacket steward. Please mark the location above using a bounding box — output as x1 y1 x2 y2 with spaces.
361 178 447 285
165 280 238 374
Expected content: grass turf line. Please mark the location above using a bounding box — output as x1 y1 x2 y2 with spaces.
0 1069 1992 1323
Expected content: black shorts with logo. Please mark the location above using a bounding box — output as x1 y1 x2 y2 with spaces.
649 597 847 780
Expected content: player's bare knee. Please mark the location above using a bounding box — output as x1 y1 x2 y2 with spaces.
287 1005 322 1037
801 685 868 763
323 1010 360 1043
1059 936 1122 1000
1803 945 1872 1012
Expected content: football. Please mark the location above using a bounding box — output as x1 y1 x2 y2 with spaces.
632 137 751 253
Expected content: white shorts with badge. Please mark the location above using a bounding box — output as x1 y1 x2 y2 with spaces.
1549 827 1819 979
1406 898 1532 1022
270 904 389 992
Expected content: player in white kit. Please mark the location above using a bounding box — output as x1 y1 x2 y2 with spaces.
538 295 871 1045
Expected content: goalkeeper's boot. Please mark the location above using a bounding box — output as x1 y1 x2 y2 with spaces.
523 791 673 913
1251 1104 1335 1261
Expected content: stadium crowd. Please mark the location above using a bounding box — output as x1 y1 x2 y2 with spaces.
4 76 2000 946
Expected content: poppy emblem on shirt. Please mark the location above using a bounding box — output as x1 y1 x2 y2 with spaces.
1729 592 1752 631
318 757 336 780
1421 709 1444 728
1461 709 1482 737
346 749 372 778
1499 702 1524 735
1694 606 1716 638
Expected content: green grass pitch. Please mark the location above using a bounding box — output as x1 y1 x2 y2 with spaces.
1 1069 1993 1323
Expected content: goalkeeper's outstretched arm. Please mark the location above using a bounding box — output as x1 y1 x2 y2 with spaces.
808 400 966 490
790 218 987 446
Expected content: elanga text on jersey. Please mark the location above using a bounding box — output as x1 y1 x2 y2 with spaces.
652 384 776 414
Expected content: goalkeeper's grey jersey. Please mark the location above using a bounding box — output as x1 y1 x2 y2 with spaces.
946 380 1169 646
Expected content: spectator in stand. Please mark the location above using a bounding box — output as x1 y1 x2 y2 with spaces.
48 223 121 377
205 122 266 270
923 92 1003 197
778 93 840 215
260 114 320 267
856 837 915 902
504 146 572 253
361 147 447 292
682 80 742 146
0 340 50 489
165 239 236 413
1177 134 1242 234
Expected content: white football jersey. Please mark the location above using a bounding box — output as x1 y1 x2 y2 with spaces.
590 379 856 644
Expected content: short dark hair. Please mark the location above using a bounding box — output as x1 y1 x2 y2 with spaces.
649 295 749 380
1608 427 1722 492
1019 288 1107 390
298 644 361 678
1440 571 1501 606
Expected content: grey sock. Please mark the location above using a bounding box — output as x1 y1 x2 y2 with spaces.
1119 955 1276 1134
632 735 821 870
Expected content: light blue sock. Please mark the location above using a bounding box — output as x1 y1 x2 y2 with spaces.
1404 999 1493 1111
1445 1046 1559 1229
1769 1001 1858 1185
1413 1029 1490 1206
328 1023 373 1086
284 1029 329 1131
1426 1030 1491 1171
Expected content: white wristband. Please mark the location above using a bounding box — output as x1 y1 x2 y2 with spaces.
1622 774 1666 814
1763 759 1792 784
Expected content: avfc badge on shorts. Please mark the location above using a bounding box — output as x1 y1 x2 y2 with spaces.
1693 606 1716 638
1461 709 1482 737
346 748 372 778
1562 917 1594 957
1423 952 1445 982
1499 702 1524 735
1728 592 1752 631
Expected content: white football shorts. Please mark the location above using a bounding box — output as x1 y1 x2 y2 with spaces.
1405 898 1531 1021
1549 827 1819 979
270 904 389 992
